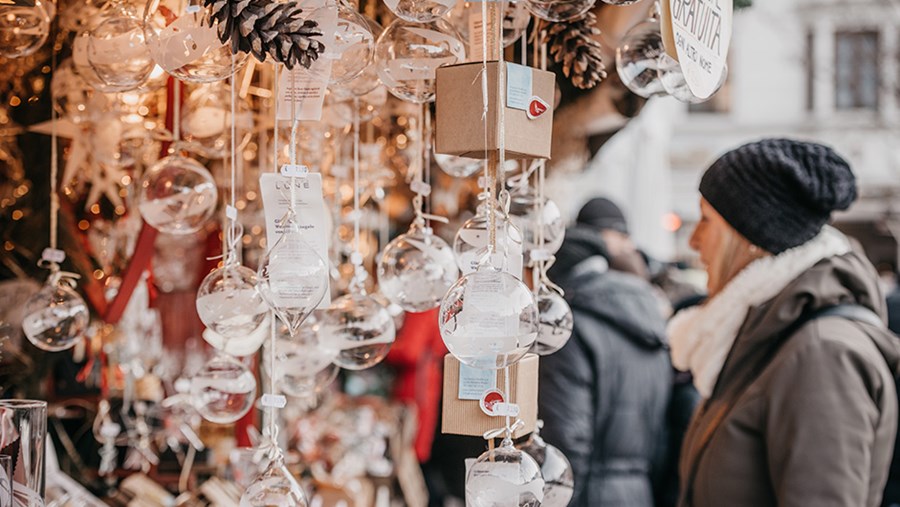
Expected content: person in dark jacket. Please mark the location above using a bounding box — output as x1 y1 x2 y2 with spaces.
540 198 672 507
670 139 900 507
882 282 900 507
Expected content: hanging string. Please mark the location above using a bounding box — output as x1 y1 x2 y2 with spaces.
172 79 181 145
225 55 242 266
350 97 367 293
424 105 432 224
412 104 448 227
49 20 59 255
273 64 280 176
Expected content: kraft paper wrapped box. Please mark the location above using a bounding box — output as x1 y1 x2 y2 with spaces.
441 353 539 439
434 61 555 160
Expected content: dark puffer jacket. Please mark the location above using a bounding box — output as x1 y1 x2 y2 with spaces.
540 227 672 507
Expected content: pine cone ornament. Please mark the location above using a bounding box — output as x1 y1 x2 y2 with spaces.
545 12 607 90
204 0 326 70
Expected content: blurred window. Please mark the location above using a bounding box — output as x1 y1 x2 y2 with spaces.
835 30 879 110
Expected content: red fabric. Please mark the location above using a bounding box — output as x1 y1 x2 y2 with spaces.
385 308 447 462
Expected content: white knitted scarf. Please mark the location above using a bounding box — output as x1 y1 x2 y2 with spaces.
668 227 851 398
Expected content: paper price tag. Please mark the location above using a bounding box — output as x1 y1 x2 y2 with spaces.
259 172 332 308
185 4 201 13
506 63 532 111
261 394 287 408
276 5 337 121
410 180 432 196
458 363 496 400
280 164 309 177
529 248 553 262
41 248 66 264
491 402 519 417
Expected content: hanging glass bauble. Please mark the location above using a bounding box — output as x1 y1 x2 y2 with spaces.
377 222 459 313
318 293 396 370
533 286 573 356
137 153 218 235
240 457 308 507
0 1 50 59
87 10 154 91
439 266 538 369
466 439 545 507
375 19 465 104
22 279 89 352
203 325 268 357
181 82 248 159
517 429 574 507
328 3 376 85
191 354 257 424
263 315 340 396
453 204 524 276
657 53 703 104
329 16 382 99
446 1 531 50
434 151 481 178
507 190 565 265
256 214 330 336
384 0 457 23
143 0 247 83
196 264 269 345
524 0 595 23
615 18 666 99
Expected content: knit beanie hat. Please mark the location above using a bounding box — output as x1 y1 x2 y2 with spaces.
577 197 629 234
699 138 857 254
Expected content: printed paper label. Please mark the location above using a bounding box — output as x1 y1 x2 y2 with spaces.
669 0 733 99
506 63 532 110
259 172 332 308
458 363 497 400
276 4 337 121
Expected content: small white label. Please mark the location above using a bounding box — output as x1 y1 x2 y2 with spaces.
185 4 201 13
506 63 532 111
225 205 238 220
410 180 432 196
458 363 496 400
492 402 520 417
42 248 66 264
280 164 309 177
276 5 337 122
529 248 553 262
477 176 489 189
350 251 364 266
261 394 287 408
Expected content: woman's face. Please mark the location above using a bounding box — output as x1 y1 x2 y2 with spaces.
689 198 761 296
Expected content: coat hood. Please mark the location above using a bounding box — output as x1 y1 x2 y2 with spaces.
554 228 667 350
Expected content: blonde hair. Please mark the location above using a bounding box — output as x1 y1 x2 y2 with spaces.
707 225 769 298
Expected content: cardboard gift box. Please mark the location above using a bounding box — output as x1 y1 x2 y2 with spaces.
441 353 539 439
435 61 555 160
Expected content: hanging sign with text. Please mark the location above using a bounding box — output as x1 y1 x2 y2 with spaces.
668 0 732 99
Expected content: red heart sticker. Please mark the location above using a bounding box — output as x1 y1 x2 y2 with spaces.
527 96 549 120
479 389 505 416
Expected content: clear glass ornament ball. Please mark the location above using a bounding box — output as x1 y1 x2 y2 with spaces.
143 0 247 83
524 0 595 23
375 19 465 104
434 151 481 178
439 268 538 370
385 0 457 23
263 316 340 398
240 458 308 507
87 13 154 91
377 223 460 313
318 293 396 371
22 281 89 352
191 354 257 425
138 154 218 235
445 1 530 50
196 264 269 343
0 2 50 59
615 18 667 99
328 4 376 85
466 442 545 507
657 53 706 104
453 205 524 276
507 190 566 265
533 287 574 356
518 433 574 507
256 217 330 336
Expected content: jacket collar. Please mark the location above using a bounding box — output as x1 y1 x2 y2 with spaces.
667 227 851 398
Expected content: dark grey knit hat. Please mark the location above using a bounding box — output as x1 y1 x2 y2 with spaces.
699 138 857 254
577 197 629 234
